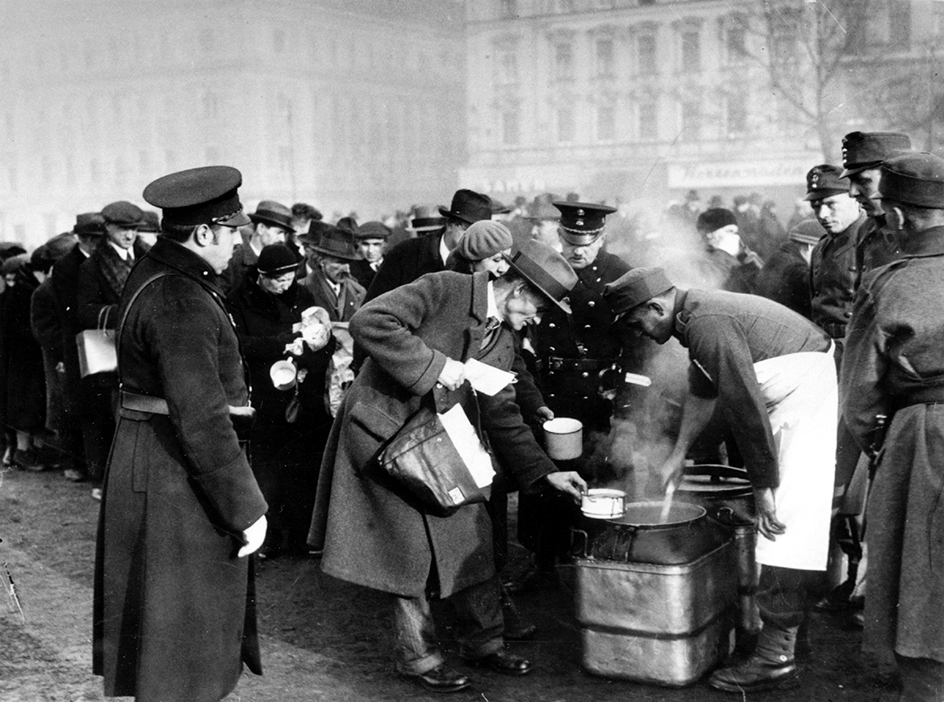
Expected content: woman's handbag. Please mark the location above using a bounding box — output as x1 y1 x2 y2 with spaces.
378 383 495 517
76 307 116 377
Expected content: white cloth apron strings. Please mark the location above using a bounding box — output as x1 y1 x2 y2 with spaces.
753 344 837 571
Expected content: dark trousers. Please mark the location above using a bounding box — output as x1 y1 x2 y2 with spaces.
757 565 828 630
392 575 504 675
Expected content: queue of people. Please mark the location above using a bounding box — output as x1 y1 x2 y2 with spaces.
1 128 939 702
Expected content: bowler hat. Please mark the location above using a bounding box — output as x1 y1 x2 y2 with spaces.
407 205 447 233
503 239 577 314
101 201 145 228
553 201 617 245
143 165 251 228
804 165 849 201
249 200 295 233
257 244 300 276
438 189 493 226
880 152 944 209
72 212 105 237
355 221 391 241
788 219 825 245
841 131 913 177
455 221 513 262
309 226 359 261
603 267 675 316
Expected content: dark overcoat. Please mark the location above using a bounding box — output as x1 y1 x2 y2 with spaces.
755 240 812 319
841 225 944 663
298 266 365 322
93 238 268 702
31 278 66 433
77 240 149 330
0 267 45 431
363 229 444 303
811 213 866 336
308 271 555 598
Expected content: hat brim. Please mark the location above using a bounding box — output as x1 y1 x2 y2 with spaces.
559 229 604 247
840 162 881 179
258 263 299 276
503 252 572 315
310 246 359 261
249 213 296 233
438 207 480 226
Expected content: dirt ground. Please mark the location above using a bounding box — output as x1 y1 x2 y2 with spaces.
0 466 902 702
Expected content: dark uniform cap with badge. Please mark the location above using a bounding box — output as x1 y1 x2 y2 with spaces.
804 164 849 202
553 201 617 246
603 266 675 316
840 131 913 177
142 165 251 228
502 239 578 314
248 200 295 233
72 212 106 237
879 152 944 209
101 201 145 229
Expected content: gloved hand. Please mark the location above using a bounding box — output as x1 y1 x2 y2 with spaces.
238 514 267 558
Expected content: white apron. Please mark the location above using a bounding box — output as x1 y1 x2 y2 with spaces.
752 346 837 571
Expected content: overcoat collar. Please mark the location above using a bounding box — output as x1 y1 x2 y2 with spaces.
900 225 944 258
144 237 222 296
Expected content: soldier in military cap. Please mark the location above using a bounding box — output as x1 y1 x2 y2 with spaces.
221 199 296 294
94 166 267 702
840 131 913 281
841 152 944 701
510 200 640 593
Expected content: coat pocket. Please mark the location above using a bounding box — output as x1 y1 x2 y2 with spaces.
347 401 403 476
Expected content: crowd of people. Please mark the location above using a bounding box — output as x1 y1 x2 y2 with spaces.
1 128 941 702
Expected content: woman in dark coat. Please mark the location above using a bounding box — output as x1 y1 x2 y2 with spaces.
227 244 335 557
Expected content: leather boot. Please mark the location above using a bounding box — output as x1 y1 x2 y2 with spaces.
709 624 800 692
500 584 537 641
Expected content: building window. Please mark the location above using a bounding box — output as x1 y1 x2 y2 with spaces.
597 104 616 141
637 34 657 75
555 42 574 81
501 109 520 145
499 0 517 19
680 100 701 140
726 96 747 136
497 47 518 86
557 106 576 143
681 29 700 73
725 24 746 64
595 38 615 78
638 100 657 140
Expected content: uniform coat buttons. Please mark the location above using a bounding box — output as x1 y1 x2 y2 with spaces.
582 372 589 378
588 301 595 307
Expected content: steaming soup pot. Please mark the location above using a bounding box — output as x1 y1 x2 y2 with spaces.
572 501 730 566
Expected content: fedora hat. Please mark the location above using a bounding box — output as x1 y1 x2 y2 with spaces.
72 212 106 237
407 205 447 233
309 226 359 261
503 239 578 314
438 189 492 226
249 200 295 233
297 219 334 244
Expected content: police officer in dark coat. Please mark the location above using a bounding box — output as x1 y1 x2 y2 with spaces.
512 201 640 592
94 166 268 702
841 152 944 701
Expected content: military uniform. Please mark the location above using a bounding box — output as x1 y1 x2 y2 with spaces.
841 153 944 699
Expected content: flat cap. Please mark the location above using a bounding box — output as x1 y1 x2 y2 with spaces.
257 244 299 276
788 219 825 245
841 131 912 177
355 221 392 240
504 239 577 314
101 201 145 228
804 164 848 201
696 208 737 234
143 165 251 228
880 152 944 209
603 267 675 316
249 200 295 233
553 201 617 245
455 220 513 262
72 212 105 237
138 210 161 233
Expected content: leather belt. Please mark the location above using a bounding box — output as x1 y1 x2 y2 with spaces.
120 389 169 415
819 321 847 340
543 356 618 372
891 385 944 412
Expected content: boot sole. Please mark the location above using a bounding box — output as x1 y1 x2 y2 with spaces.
709 670 800 693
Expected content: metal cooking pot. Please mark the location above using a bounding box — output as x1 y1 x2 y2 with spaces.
675 464 755 525
573 500 730 565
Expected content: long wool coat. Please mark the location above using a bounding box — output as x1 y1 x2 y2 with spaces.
309 271 556 598
93 238 268 702
841 225 944 663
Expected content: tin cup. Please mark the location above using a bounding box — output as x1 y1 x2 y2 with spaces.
269 359 297 391
544 417 583 460
581 488 626 519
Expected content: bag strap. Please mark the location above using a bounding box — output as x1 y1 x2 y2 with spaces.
115 272 170 377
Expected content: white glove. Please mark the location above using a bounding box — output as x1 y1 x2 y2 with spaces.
237 514 267 558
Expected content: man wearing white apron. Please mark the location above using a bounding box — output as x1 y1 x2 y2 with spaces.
603 267 837 693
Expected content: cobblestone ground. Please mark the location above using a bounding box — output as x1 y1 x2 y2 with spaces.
0 467 900 702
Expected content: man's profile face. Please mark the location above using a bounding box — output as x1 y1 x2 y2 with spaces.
205 225 238 274
848 168 883 216
502 285 550 331
620 302 672 345
560 231 606 270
